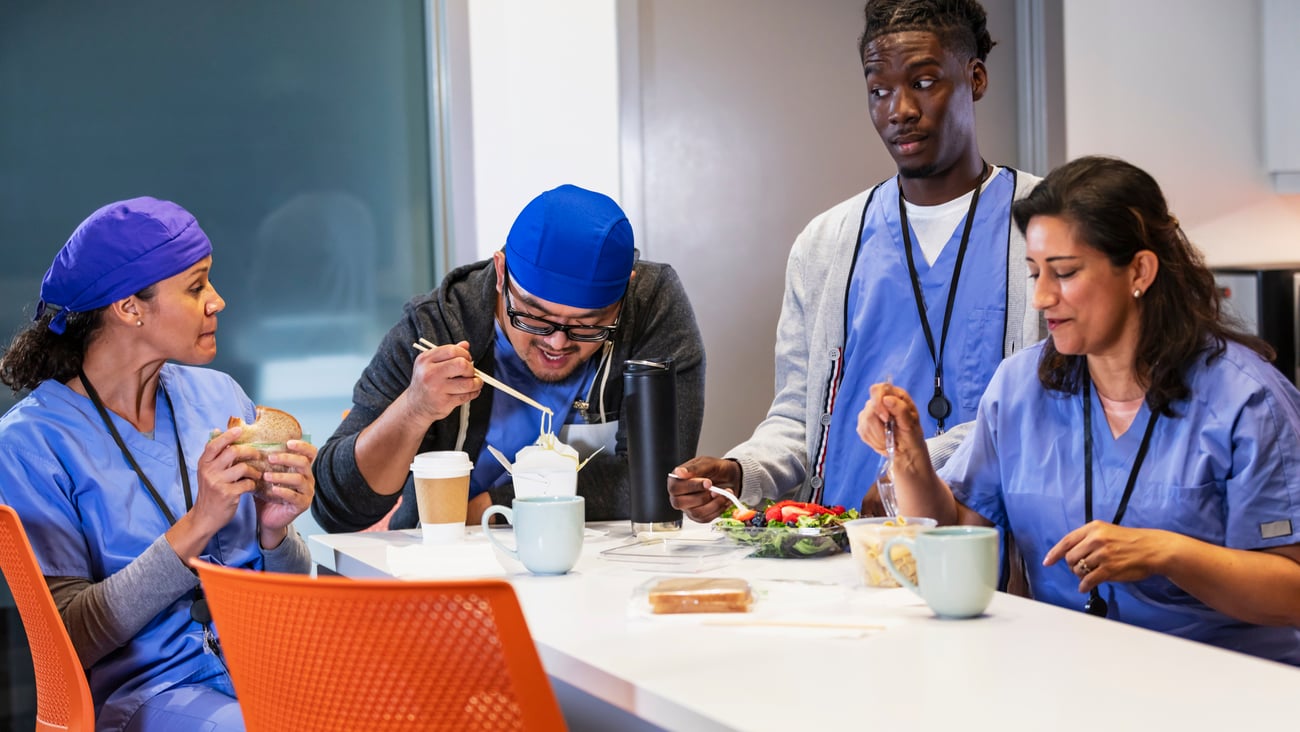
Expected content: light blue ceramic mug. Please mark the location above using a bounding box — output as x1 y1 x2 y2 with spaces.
883 526 999 619
481 496 585 575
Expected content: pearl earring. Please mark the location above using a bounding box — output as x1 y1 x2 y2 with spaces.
1133 289 1142 299
136 320 143 327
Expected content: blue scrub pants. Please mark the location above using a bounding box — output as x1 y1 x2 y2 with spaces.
124 685 245 731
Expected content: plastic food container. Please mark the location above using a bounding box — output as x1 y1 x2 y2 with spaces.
634 576 754 615
711 523 849 559
599 538 756 573
843 516 938 587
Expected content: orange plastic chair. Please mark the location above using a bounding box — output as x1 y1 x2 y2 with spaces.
0 505 95 731
193 560 566 731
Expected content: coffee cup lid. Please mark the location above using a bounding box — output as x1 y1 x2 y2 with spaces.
410 450 473 476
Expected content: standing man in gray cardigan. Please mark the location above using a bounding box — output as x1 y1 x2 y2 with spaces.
670 0 1042 520
313 184 705 532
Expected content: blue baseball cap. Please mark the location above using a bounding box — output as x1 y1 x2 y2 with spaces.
37 197 213 334
504 184 634 309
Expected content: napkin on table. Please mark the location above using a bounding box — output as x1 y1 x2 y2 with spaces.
385 541 507 579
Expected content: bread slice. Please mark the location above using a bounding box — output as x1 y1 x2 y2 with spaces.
228 406 302 445
647 577 753 615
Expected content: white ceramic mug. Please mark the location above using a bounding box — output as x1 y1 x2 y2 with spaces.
481 496 585 575
883 526 999 619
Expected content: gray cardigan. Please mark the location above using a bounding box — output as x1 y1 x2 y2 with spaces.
726 171 1043 506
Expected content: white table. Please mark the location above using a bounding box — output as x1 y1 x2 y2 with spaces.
309 522 1300 732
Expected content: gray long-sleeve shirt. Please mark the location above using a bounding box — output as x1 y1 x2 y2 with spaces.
48 526 311 667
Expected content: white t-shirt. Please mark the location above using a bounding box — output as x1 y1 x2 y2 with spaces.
904 166 1003 265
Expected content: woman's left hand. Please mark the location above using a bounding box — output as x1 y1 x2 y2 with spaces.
254 439 317 548
857 382 930 480
1043 520 1176 593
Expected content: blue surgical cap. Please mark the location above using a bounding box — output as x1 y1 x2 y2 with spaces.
38 197 214 334
504 185 634 309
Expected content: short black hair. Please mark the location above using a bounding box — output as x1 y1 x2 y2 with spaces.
858 0 996 63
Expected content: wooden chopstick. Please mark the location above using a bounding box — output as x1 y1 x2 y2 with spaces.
702 619 886 632
412 338 553 415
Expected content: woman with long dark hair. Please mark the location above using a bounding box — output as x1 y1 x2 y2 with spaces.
858 156 1300 664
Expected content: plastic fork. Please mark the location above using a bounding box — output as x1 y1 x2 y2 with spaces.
876 378 898 517
707 485 747 512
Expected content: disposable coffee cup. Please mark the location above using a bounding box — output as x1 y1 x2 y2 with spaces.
410 451 473 544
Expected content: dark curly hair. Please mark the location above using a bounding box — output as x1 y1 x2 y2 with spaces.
1012 156 1274 416
0 284 157 394
858 0 996 63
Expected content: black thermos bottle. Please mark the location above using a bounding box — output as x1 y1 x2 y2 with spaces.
623 359 684 532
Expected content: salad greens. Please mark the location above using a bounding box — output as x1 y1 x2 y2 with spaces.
712 500 859 559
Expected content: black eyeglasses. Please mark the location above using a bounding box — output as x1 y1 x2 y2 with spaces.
502 269 622 343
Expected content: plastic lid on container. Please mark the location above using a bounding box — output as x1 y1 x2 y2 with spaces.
599 538 755 573
410 451 473 477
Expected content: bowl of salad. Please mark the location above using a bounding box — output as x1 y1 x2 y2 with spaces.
711 500 859 559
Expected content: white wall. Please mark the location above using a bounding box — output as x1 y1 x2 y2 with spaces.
1062 0 1300 266
466 0 623 258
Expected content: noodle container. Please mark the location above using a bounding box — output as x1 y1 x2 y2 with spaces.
844 516 937 588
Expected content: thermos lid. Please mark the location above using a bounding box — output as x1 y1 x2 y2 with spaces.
625 359 671 371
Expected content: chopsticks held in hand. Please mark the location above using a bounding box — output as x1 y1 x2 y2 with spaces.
412 338 553 415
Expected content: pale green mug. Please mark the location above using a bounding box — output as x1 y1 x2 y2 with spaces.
883 526 999 619
482 496 585 575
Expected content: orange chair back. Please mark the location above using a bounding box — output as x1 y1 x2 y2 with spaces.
193 560 566 731
0 505 95 731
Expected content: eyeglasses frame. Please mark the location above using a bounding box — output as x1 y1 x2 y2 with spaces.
500 267 624 343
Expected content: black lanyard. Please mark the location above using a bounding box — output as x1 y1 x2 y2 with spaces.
1081 377 1160 617
78 369 212 626
897 166 988 433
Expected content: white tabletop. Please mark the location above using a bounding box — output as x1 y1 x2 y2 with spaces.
309 522 1300 732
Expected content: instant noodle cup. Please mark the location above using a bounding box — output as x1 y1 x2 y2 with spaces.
844 516 938 588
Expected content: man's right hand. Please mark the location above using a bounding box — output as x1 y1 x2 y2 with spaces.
668 456 743 523
407 340 482 422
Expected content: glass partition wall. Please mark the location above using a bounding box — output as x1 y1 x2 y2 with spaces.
0 1 442 725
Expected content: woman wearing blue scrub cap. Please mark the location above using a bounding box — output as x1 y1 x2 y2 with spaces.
0 197 315 731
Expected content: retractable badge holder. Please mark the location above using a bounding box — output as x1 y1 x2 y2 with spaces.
927 376 952 427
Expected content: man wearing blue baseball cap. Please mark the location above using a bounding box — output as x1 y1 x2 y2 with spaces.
313 184 705 531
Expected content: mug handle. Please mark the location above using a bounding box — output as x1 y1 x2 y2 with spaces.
481 506 518 562
882 536 922 596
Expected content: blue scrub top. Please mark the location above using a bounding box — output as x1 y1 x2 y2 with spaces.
471 324 598 497
942 341 1300 664
0 364 263 730
822 170 1013 509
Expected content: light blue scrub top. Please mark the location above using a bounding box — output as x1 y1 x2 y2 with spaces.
0 364 263 730
822 170 1013 509
942 341 1300 664
471 324 597 497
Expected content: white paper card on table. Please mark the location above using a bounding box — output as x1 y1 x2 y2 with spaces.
386 542 507 579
